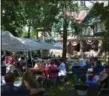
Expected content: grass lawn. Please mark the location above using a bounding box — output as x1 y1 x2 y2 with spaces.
46 73 77 96
14 72 76 96
45 73 108 96
14 73 108 96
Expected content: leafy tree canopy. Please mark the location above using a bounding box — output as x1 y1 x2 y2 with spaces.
2 0 82 37
91 2 109 52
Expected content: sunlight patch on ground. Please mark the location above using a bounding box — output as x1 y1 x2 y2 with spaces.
59 86 64 90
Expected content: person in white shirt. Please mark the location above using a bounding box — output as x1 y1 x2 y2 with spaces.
58 59 66 76
58 59 67 83
78 55 86 67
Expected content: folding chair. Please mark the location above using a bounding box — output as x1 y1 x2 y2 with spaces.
97 76 109 96
74 85 89 96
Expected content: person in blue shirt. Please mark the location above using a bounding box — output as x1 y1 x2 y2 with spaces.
78 55 86 67
1 72 45 96
1 72 30 96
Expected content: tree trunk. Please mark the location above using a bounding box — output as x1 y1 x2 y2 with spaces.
28 24 31 58
80 39 83 55
108 52 109 62
62 15 68 64
36 31 39 39
28 25 31 38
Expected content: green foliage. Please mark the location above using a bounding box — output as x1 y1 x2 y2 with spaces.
2 0 81 37
91 2 109 52
2 0 61 37
102 32 109 52
20 32 28 38
52 0 80 35
1 0 86 64
2 0 26 36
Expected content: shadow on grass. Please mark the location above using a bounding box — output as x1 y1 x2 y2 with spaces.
46 73 77 96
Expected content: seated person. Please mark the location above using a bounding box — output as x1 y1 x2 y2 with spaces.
22 70 47 96
1 72 29 96
86 74 99 88
30 62 43 73
1 72 45 96
86 68 100 88
98 65 109 88
93 60 104 74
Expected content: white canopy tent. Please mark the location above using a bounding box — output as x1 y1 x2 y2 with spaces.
2 31 62 52
16 37 42 51
1 31 41 51
52 42 63 49
2 31 28 52
35 40 63 50
45 39 63 49
34 40 55 50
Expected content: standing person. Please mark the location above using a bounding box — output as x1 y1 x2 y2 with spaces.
58 59 67 83
48 60 58 86
4 54 17 73
52 55 56 59
19 57 27 72
54 59 60 67
4 53 16 65
27 58 32 68
78 55 86 67
43 63 49 78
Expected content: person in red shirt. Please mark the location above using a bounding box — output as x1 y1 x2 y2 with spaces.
48 60 58 86
4 55 16 65
43 64 49 78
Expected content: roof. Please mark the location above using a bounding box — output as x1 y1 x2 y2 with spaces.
94 32 105 36
81 3 101 24
65 10 88 24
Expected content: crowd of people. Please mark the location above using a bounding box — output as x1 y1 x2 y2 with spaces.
1 53 67 96
1 53 109 96
71 55 109 95
1 72 47 96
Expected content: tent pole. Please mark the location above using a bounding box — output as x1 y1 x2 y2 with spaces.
25 51 28 67
30 51 33 67
41 50 42 58
3 51 6 56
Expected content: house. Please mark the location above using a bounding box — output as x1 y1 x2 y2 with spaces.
51 4 104 57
